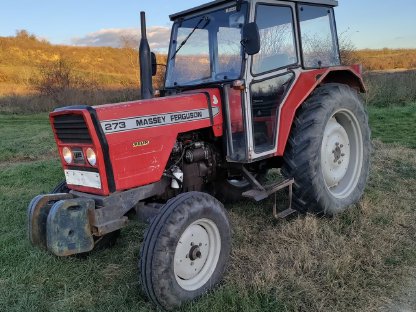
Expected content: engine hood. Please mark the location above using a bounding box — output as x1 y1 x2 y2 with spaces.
94 89 223 191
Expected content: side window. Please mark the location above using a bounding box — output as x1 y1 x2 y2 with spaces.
298 5 340 68
217 27 243 80
252 5 297 75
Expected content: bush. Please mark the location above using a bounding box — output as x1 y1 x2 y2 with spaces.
30 58 98 103
364 70 416 107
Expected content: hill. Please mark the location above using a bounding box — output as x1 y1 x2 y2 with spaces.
0 32 140 96
0 33 415 113
2 34 416 96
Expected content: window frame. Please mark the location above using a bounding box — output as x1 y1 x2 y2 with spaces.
250 3 299 77
296 3 341 69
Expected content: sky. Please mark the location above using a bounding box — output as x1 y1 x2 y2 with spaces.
0 0 415 50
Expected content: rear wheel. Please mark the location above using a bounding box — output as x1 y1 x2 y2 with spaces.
139 192 231 310
282 84 371 216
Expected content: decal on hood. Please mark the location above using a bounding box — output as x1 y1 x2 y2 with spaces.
101 107 219 134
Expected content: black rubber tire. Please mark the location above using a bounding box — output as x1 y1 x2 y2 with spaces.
215 178 251 204
215 171 268 204
281 83 371 216
139 192 231 310
93 230 120 250
51 180 120 249
51 180 70 193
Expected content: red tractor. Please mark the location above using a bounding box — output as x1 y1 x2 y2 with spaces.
28 0 370 309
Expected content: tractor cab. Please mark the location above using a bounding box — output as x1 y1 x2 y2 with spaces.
165 0 340 162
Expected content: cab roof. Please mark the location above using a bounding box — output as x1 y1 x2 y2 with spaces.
170 0 338 20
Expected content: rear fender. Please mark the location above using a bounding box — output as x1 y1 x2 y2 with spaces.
276 66 365 156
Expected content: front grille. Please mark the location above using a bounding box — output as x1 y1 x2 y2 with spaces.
53 114 92 144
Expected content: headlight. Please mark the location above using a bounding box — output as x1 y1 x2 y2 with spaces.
86 148 97 166
62 147 72 164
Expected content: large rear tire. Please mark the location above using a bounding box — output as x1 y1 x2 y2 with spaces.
282 84 371 216
139 192 231 310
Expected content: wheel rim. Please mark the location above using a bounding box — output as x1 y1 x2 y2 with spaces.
320 109 363 199
227 178 250 188
174 218 221 291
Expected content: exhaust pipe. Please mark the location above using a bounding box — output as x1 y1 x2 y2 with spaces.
139 11 153 100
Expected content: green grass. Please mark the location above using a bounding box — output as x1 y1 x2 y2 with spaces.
0 114 288 312
0 114 56 163
0 104 415 311
368 103 416 148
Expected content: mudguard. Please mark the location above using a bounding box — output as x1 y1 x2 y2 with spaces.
46 198 95 257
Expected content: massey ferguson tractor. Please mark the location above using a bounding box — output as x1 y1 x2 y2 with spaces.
28 0 370 309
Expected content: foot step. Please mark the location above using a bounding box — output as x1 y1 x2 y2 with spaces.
242 178 296 220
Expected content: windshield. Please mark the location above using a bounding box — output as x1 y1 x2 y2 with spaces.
165 3 248 88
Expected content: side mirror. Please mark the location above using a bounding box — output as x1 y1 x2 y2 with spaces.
241 22 260 55
151 52 157 76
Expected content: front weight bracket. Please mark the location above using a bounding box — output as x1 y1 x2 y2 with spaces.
46 198 95 257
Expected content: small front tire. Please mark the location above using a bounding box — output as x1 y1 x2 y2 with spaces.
139 192 231 310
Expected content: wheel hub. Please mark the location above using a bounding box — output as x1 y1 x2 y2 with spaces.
174 224 209 280
321 117 351 188
173 218 221 291
320 110 364 199
189 245 202 261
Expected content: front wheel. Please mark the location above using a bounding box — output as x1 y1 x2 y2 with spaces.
282 83 371 216
139 192 231 310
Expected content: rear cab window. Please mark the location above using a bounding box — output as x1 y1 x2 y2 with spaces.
298 4 340 68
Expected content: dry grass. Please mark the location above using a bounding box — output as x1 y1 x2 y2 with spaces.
355 49 416 71
224 140 416 311
0 108 415 311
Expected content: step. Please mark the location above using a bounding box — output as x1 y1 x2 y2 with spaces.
242 178 294 202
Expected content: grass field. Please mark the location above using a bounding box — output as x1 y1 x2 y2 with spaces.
0 104 415 311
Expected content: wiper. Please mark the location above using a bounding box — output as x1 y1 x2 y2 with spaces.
170 16 210 60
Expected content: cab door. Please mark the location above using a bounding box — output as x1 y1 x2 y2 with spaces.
245 0 300 160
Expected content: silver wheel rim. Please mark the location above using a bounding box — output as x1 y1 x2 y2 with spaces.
174 218 221 291
227 178 249 188
320 109 363 199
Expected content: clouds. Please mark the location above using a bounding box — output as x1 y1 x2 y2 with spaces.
71 26 171 51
